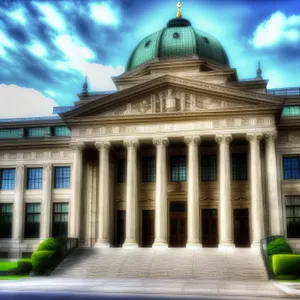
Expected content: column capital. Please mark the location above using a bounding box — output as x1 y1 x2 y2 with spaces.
43 164 52 172
70 141 85 151
16 165 24 174
153 137 169 147
124 139 139 148
184 135 201 145
264 132 278 141
246 133 263 142
95 141 111 150
215 134 232 145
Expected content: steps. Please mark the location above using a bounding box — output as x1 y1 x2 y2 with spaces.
52 248 268 280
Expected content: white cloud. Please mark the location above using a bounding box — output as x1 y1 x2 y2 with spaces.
90 3 119 25
34 2 66 31
0 30 14 49
252 11 300 48
27 42 47 57
45 90 56 97
0 84 57 118
9 8 26 24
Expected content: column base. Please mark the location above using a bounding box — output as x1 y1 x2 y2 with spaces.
94 241 110 248
186 241 202 248
123 242 139 248
152 242 168 248
251 241 261 249
218 242 235 249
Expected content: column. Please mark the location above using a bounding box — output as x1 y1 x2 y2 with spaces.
95 141 111 247
215 134 234 248
246 133 264 247
265 132 281 235
153 137 169 248
185 136 202 248
41 164 52 239
13 165 25 240
123 139 139 247
69 142 85 238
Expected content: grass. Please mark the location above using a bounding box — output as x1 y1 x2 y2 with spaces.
0 261 17 271
0 275 29 280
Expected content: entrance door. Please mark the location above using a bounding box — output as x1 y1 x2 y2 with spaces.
234 208 250 247
142 210 154 247
116 210 125 247
170 201 187 247
202 209 218 247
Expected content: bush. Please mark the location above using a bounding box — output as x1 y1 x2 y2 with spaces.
267 238 292 256
17 259 32 274
272 254 300 276
36 238 62 252
31 251 54 274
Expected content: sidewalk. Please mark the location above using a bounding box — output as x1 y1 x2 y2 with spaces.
272 281 300 298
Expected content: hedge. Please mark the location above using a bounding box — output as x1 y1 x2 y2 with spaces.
31 251 54 274
267 238 292 256
17 259 32 274
272 254 300 276
36 238 64 252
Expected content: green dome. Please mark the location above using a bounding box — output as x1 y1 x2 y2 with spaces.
126 18 229 72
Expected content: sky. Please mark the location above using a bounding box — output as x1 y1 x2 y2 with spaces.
0 0 300 118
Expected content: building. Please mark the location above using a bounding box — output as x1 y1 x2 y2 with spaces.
1 4 300 258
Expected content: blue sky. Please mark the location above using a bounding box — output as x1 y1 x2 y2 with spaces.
0 0 300 117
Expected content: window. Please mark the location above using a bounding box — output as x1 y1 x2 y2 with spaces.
22 252 33 258
54 167 70 188
24 203 40 238
52 203 69 238
232 153 248 180
201 155 217 181
202 37 209 44
0 204 12 238
286 206 300 238
0 169 15 190
171 156 186 182
117 159 126 183
142 157 156 182
27 168 43 189
283 156 300 179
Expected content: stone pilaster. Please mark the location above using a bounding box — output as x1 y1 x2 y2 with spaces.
246 133 264 247
265 132 281 236
41 164 52 239
123 139 139 248
185 136 202 248
216 134 234 248
152 137 169 248
95 141 111 247
69 142 85 238
13 165 25 240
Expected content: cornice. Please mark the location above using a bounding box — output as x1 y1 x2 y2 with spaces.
61 74 284 119
0 119 66 129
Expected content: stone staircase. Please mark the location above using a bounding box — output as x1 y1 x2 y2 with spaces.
51 247 268 281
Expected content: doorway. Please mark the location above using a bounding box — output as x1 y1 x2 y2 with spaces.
234 208 250 247
202 209 218 247
169 201 187 247
116 210 125 247
142 210 154 247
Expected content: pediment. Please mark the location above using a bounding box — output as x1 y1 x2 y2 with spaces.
61 74 283 119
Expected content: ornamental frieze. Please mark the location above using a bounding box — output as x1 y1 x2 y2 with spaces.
0 151 73 161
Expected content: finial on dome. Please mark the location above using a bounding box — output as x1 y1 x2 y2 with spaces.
82 76 88 93
256 62 262 80
176 2 182 18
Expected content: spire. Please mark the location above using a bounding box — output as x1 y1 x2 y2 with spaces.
82 76 88 94
256 62 262 80
176 2 182 18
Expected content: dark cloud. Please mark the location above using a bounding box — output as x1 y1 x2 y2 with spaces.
6 26 29 44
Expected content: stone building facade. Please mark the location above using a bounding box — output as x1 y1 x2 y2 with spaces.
0 12 300 258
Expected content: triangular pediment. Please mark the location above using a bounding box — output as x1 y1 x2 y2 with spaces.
61 75 283 119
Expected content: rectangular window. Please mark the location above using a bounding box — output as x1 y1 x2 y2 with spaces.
201 154 217 181
52 126 71 136
27 168 43 189
283 156 300 179
232 153 248 181
117 159 126 183
142 157 156 182
286 205 300 238
171 156 187 182
54 167 70 188
52 203 69 238
0 204 12 238
24 203 40 238
0 168 15 190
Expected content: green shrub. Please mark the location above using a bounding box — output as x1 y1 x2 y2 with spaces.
31 251 54 274
36 238 62 252
17 259 32 274
272 254 300 276
267 238 292 256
